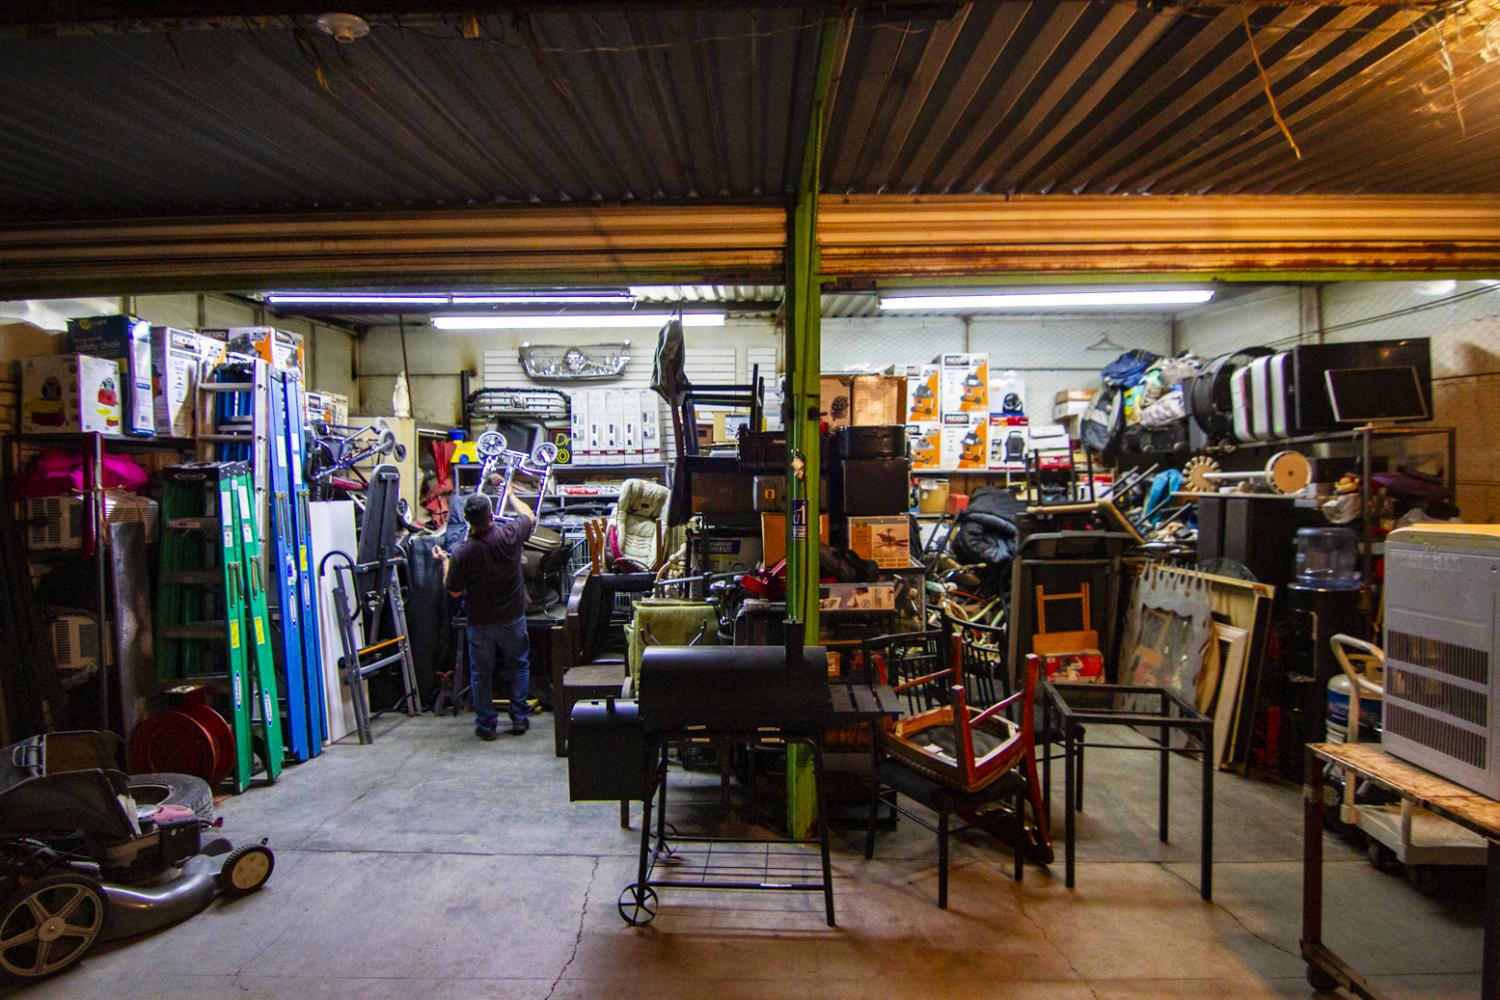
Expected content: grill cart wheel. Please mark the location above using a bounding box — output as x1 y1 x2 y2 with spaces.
617 884 658 927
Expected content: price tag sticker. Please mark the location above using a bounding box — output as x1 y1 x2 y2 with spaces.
791 498 808 541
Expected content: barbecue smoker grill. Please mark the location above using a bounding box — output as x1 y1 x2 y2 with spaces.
568 641 899 926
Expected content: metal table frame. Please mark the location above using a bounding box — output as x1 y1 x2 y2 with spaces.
1302 742 1500 998
1041 681 1214 899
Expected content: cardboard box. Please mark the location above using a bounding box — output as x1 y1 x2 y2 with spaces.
220 326 303 374
620 390 641 462
602 389 624 462
938 352 988 415
1055 388 1097 405
907 423 941 471
304 389 349 427
761 511 830 566
196 331 226 367
819 581 897 613
569 391 591 465
21 354 123 434
585 389 607 466
150 326 200 438
639 392 663 463
820 375 853 430
67 315 154 436
941 413 988 470
1052 398 1092 421
700 534 764 574
850 374 906 426
1040 651 1105 684
848 515 911 569
905 365 940 422
988 414 1029 471
989 372 1026 417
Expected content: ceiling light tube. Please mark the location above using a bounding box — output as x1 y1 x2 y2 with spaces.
450 292 635 305
432 313 725 330
878 289 1215 310
265 292 452 305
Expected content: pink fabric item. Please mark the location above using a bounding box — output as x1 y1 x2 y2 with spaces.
13 448 149 498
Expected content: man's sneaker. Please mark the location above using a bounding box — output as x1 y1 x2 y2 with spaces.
476 729 498 742
509 720 530 736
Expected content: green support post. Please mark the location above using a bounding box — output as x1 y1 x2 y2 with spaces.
785 17 842 839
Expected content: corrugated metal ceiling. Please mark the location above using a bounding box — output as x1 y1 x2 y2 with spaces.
0 2 1496 222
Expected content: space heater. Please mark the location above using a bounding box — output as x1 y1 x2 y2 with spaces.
1382 524 1500 798
25 490 158 550
47 611 101 681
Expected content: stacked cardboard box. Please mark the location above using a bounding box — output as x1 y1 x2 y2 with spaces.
901 353 1036 471
569 388 664 466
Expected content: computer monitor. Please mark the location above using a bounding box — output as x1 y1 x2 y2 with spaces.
1324 365 1430 424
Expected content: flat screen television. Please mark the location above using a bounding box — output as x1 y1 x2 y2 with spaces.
1325 365 1430 423
1291 338 1431 434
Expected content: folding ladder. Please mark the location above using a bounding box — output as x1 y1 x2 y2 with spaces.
157 462 283 792
283 376 328 748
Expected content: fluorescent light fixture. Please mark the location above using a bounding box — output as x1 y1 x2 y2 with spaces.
432 312 725 330
265 292 451 305
878 289 1215 310
451 292 635 305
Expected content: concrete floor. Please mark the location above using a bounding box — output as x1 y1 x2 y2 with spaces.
10 713 1487 999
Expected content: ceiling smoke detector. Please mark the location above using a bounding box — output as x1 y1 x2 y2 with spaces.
315 12 371 44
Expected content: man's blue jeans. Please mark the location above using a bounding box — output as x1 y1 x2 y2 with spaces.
466 618 530 736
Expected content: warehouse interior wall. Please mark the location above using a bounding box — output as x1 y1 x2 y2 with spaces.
355 320 784 425
1176 280 1500 522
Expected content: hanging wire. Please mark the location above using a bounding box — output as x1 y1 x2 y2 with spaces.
1243 13 1304 160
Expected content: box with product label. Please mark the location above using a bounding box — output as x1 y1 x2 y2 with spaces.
907 423 941 471
303 389 350 427
619 390 642 463
150 327 201 438
1040 651 1105 684
196 330 227 367
940 413 988 470
568 391 591 465
820 375 853 430
819 581 898 613
66 315 154 436
988 414 1029 471
220 326 303 374
1028 423 1072 457
600 389 625 462
761 511 830 565
938 352 988 415
700 534 764 574
584 389 607 466
847 515 911 569
905 365 941 422
989 371 1026 417
21 354 124 434
639 391 663 463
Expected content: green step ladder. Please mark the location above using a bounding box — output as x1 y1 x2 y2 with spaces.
157 461 283 792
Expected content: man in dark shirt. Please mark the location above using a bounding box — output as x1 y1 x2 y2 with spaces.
439 491 536 739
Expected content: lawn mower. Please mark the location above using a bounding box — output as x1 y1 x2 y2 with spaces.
0 731 274 983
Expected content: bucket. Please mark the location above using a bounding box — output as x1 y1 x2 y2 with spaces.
917 479 950 514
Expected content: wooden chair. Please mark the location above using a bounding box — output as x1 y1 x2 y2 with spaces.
864 642 1052 907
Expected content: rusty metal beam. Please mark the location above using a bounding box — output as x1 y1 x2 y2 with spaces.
818 194 1500 276
4 193 1497 297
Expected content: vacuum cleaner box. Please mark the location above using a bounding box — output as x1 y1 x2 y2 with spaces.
150 326 201 438
905 365 940 422
221 326 303 374
938 352 988 415
21 354 123 435
940 413 987 470
988 414 1029 471
66 315 155 436
907 423 941 471
847 515 911 569
990 371 1027 417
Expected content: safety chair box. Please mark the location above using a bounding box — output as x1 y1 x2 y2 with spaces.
20 354 124 435
568 698 654 801
66 315 155 436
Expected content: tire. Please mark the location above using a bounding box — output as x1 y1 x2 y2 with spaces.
217 844 275 898
127 773 214 821
0 874 108 982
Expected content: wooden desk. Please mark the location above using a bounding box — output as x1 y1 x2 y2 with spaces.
1302 742 1500 998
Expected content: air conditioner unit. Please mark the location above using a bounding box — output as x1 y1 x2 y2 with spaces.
47 610 101 686
25 490 159 550
1382 524 1500 799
